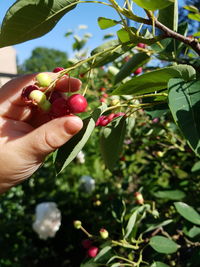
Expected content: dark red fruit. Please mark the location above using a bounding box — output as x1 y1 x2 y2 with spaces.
100 87 106 92
48 91 63 104
134 67 143 75
50 97 70 118
137 43 146 48
107 113 115 122
21 85 40 104
66 94 88 114
114 112 125 118
82 239 93 249
87 246 99 258
53 67 65 73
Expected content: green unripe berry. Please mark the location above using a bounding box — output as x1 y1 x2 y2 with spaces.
36 73 52 87
38 99 52 112
99 228 109 239
73 220 82 229
29 90 46 105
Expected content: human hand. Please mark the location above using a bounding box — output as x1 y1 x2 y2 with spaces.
0 73 83 194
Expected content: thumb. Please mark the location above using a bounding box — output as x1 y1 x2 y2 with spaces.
21 115 83 162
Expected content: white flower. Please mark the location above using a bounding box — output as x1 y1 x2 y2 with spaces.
76 150 85 164
32 202 61 240
80 175 95 193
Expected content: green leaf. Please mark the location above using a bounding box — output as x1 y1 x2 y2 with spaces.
94 246 112 262
0 0 78 47
168 78 200 156
188 13 200 22
186 226 200 238
144 219 173 234
184 5 199 13
191 161 200 172
151 261 170 267
98 17 119 30
132 0 174 11
112 65 196 96
149 236 180 254
174 202 200 225
117 28 132 43
53 105 106 174
124 210 138 239
100 116 127 171
154 190 186 200
158 0 178 31
114 52 151 84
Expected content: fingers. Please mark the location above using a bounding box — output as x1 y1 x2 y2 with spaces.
17 115 83 162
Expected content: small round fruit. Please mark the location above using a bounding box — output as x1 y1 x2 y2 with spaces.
52 67 65 73
50 97 69 118
137 43 146 48
39 100 52 112
82 239 93 249
36 73 52 87
99 228 109 239
87 246 99 258
29 90 46 105
21 84 39 104
66 94 88 114
134 67 143 75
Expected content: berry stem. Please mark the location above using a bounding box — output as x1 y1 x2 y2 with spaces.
80 226 93 238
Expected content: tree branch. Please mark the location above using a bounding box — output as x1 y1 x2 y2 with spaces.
145 10 200 56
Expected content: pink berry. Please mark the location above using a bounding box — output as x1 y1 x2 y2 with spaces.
66 94 88 114
137 43 146 48
134 67 143 75
50 97 70 118
96 115 106 126
82 239 93 249
87 246 99 258
107 113 115 122
114 112 125 118
21 85 40 104
100 118 109 126
100 97 107 103
53 67 65 73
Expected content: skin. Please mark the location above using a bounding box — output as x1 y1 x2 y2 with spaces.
0 73 83 194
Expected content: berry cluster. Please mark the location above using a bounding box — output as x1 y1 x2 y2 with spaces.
96 112 125 127
21 67 88 118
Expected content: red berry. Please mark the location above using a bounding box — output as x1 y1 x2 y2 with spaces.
66 94 88 114
53 67 65 73
134 67 143 75
137 43 146 48
87 246 99 258
114 112 125 118
50 97 70 118
100 118 109 126
107 113 115 122
82 239 93 249
21 85 40 104
95 116 106 126
120 156 126 161
100 87 106 92
48 91 63 104
100 97 106 103
102 93 108 98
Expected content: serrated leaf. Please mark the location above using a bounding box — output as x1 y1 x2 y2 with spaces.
53 105 106 174
144 219 173 234
154 190 186 200
174 202 200 225
112 65 196 96
158 0 178 31
132 0 174 11
98 17 119 30
100 116 127 171
149 236 180 254
168 78 200 156
151 261 170 267
114 52 150 84
0 0 78 47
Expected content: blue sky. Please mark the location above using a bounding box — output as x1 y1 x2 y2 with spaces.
0 0 184 65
